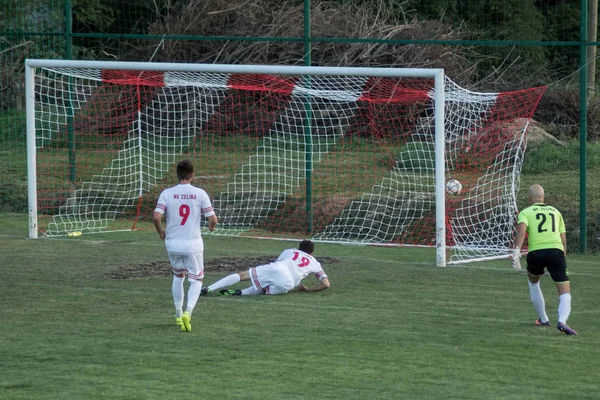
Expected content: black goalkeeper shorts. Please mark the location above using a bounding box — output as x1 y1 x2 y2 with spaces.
526 248 569 283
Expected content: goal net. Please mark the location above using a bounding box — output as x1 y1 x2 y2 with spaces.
26 60 545 265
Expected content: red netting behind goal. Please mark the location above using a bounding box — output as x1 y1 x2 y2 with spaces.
32 66 545 262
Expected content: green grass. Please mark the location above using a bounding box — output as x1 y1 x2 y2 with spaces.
1 214 599 399
522 140 600 174
0 109 26 147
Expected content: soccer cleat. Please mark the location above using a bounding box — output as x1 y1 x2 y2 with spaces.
535 319 550 326
557 322 577 336
200 287 211 296
175 317 186 332
181 311 192 332
219 289 242 296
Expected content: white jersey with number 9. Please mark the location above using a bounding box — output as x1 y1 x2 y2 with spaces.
154 183 215 252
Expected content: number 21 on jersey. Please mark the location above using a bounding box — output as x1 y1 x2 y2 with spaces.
536 212 556 233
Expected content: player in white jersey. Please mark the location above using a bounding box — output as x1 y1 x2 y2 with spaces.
201 240 330 296
153 160 218 332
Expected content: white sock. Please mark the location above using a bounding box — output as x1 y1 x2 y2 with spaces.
241 286 263 296
558 293 572 324
528 281 549 323
172 276 185 318
208 273 241 292
185 280 202 316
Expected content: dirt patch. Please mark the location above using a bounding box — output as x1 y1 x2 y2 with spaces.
106 256 340 279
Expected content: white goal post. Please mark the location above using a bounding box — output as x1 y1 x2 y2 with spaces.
25 59 545 266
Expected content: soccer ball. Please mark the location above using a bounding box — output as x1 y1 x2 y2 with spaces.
446 179 462 195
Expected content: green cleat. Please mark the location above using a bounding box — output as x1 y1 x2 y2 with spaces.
175 317 186 332
182 311 192 332
219 289 242 296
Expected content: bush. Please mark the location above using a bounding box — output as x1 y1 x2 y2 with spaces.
533 86 600 141
121 0 474 80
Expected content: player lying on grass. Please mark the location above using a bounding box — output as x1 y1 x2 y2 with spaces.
201 240 330 296
512 184 577 336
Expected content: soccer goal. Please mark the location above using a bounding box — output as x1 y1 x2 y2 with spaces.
25 59 545 266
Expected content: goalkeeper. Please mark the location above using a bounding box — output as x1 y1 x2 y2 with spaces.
512 184 576 335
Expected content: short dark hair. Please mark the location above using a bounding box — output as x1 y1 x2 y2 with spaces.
298 240 314 254
176 160 194 181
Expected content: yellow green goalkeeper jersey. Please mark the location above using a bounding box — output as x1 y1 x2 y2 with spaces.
517 203 566 252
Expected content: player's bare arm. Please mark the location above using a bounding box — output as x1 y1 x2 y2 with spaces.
298 277 330 292
152 211 166 240
207 214 218 232
561 232 567 256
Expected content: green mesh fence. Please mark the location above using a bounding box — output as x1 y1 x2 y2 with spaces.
1 0 598 250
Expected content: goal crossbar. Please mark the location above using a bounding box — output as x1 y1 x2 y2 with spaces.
26 59 444 78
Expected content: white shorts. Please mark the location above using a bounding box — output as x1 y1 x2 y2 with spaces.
167 250 204 281
249 263 295 295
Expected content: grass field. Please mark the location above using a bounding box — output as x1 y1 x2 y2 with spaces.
1 214 599 399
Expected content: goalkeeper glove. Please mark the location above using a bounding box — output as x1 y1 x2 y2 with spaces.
511 247 522 271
